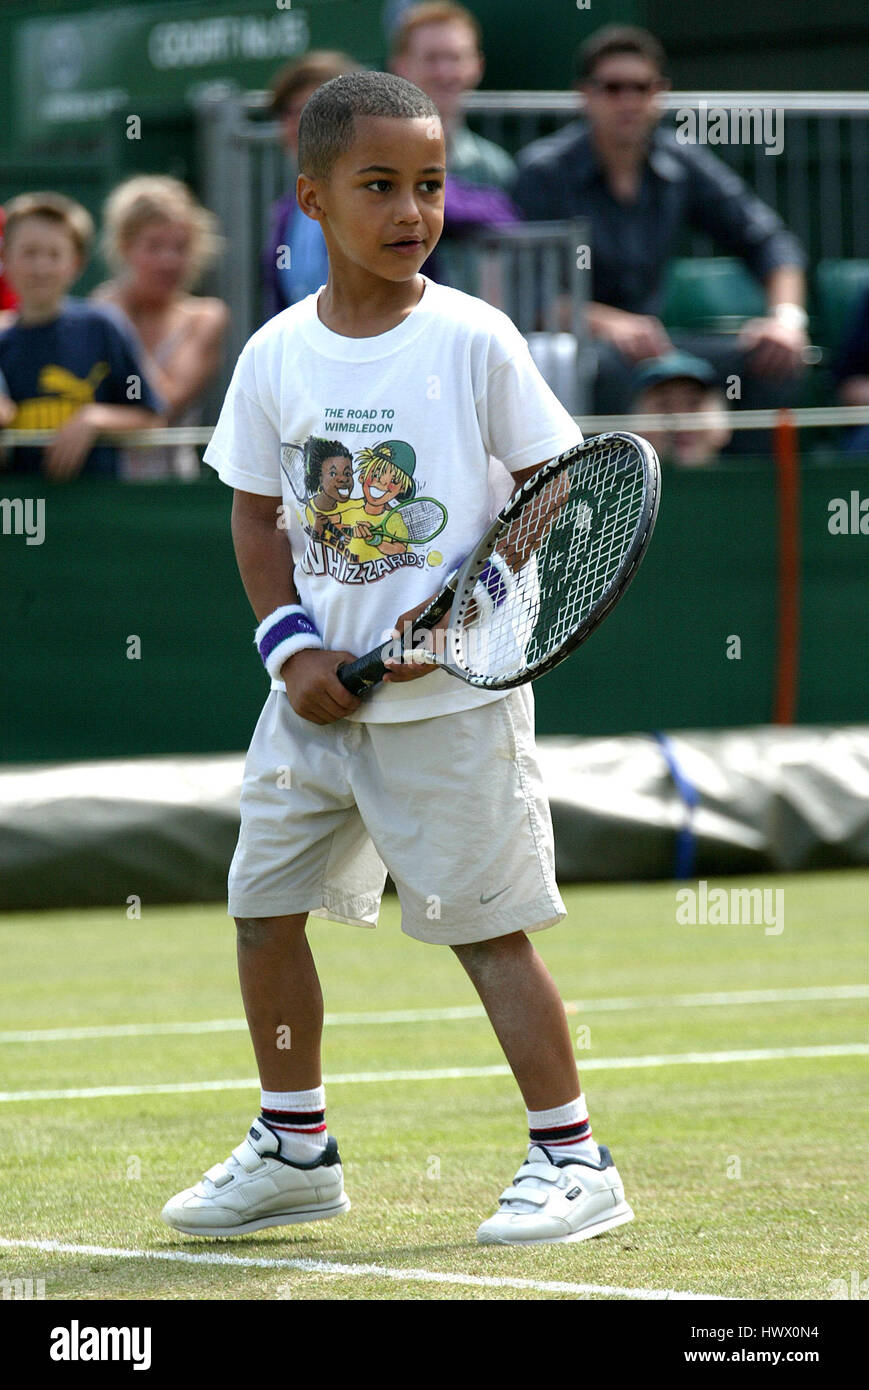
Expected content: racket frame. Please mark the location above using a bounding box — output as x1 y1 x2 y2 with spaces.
280 444 309 504
365 496 448 547
336 432 660 695
443 431 660 688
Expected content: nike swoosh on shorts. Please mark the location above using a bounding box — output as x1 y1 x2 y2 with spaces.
479 886 512 905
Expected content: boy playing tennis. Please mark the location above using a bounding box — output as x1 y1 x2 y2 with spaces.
162 72 634 1245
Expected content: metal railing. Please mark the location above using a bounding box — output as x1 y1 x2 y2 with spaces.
207 85 869 266
194 86 869 412
434 220 587 333
460 90 869 268
4 405 869 452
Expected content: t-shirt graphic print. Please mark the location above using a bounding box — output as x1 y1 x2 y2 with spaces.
285 436 448 583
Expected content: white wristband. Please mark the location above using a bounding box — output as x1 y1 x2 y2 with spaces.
772 302 808 333
472 551 515 619
255 604 323 680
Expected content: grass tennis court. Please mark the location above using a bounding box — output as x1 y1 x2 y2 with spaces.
1 870 866 1301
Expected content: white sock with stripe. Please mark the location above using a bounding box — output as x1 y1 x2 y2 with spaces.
527 1095 601 1164
260 1085 329 1162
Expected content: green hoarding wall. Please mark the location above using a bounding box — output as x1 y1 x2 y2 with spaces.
0 0 862 169
0 0 863 293
0 0 636 159
645 0 869 90
7 1 375 149
1 459 867 765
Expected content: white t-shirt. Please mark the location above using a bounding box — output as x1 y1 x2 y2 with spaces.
204 275 583 722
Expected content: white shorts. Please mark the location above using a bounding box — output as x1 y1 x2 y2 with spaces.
228 684 566 946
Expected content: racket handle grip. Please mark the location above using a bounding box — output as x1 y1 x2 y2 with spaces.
336 583 458 696
336 646 389 695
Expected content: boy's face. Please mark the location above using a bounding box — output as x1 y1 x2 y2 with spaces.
4 216 82 309
299 115 445 283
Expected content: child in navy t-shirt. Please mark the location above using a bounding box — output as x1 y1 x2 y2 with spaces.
0 193 163 478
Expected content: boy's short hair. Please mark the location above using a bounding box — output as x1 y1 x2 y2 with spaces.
2 191 94 260
574 25 667 83
389 2 483 58
298 70 440 181
269 50 362 117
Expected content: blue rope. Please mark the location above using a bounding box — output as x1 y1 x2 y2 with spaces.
654 732 700 880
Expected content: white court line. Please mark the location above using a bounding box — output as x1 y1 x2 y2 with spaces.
1 1044 867 1103
0 1238 728 1301
1 983 866 1044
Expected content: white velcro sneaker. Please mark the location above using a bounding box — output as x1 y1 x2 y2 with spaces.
476 1143 634 1245
161 1117 350 1237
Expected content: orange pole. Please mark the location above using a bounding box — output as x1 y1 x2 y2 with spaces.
773 410 801 724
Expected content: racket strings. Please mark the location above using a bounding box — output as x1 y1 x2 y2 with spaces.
456 440 647 681
392 499 444 542
280 446 308 504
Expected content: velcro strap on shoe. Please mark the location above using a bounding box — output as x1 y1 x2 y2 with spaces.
203 1162 233 1187
499 1185 549 1207
516 1163 564 1184
231 1138 266 1173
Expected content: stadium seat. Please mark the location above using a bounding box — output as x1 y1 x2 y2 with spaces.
662 257 767 333
813 259 869 359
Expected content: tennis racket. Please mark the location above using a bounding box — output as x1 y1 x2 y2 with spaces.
280 444 308 503
336 432 660 695
363 497 447 547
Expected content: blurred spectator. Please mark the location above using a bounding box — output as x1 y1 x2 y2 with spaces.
390 3 512 189
0 207 19 321
389 2 522 284
831 285 869 454
263 51 361 318
0 192 164 480
512 25 809 420
631 351 731 467
92 176 228 480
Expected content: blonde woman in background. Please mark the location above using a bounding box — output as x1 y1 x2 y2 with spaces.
93 176 229 479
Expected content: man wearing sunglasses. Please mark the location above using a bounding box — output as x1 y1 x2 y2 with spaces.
512 25 808 426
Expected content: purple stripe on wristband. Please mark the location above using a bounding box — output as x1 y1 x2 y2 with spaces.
478 559 508 607
259 612 318 664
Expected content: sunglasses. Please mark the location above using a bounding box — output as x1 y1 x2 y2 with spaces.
588 79 659 96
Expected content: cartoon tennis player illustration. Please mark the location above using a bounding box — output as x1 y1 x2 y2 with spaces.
299 438 355 551
287 435 448 581
340 441 447 561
